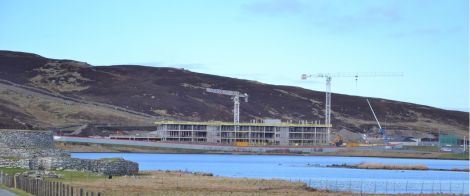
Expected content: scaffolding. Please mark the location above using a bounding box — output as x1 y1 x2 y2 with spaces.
154 121 330 146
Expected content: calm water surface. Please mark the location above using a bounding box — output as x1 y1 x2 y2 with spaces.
72 153 469 194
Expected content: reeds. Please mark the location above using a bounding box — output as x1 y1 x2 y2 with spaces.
354 162 428 170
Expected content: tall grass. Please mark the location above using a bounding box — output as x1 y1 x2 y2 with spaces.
355 162 428 170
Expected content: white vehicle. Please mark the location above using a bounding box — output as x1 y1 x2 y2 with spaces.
440 147 452 152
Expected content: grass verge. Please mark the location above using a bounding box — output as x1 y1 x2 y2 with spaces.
47 170 103 182
438 153 469 160
56 142 470 160
0 168 28 175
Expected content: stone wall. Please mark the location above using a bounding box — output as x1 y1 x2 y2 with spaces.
0 148 70 159
0 158 29 168
0 157 139 176
32 157 139 176
0 129 139 176
0 130 53 148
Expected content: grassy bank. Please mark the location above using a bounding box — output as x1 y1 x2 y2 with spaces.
318 149 470 160
55 142 212 154
2 167 320 195
56 142 470 160
43 170 461 196
49 170 320 196
0 167 462 195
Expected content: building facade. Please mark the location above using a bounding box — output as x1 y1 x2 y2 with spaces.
154 121 330 146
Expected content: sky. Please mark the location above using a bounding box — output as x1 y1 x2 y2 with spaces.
0 0 468 111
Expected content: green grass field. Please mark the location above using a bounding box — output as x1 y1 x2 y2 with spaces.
0 167 28 175
402 145 440 152
48 170 104 182
438 153 469 160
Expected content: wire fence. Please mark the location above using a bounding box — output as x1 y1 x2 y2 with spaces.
304 179 469 194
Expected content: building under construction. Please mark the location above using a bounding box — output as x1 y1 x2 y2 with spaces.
154 120 331 146
152 87 330 147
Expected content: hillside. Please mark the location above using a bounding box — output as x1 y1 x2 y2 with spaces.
0 50 467 137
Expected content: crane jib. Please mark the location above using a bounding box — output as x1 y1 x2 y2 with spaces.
206 88 247 97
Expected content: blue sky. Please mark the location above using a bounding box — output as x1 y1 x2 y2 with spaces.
0 0 468 111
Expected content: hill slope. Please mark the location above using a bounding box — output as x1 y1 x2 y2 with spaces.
0 50 467 137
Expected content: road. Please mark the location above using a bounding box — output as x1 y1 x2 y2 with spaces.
54 136 385 153
0 187 16 196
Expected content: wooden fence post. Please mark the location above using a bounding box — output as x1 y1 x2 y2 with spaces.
51 181 54 196
58 182 62 196
62 183 65 196
40 179 43 196
56 181 59 196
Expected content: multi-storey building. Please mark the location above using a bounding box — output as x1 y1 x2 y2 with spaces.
154 120 330 146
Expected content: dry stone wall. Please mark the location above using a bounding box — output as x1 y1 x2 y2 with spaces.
0 129 53 148
0 129 139 175
0 158 29 168
33 157 139 175
0 148 69 158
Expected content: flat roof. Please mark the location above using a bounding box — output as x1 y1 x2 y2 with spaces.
155 121 331 128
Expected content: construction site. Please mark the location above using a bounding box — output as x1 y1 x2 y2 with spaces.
48 72 467 151
151 73 399 147
149 87 331 146
153 120 330 146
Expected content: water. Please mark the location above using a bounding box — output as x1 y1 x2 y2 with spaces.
72 153 469 194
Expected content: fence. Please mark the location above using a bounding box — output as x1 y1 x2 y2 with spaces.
305 179 469 194
0 172 101 196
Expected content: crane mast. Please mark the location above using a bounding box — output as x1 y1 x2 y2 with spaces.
206 88 248 124
301 72 402 144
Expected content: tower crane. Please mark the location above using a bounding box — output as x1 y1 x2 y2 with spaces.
205 88 248 124
366 98 387 144
301 72 403 143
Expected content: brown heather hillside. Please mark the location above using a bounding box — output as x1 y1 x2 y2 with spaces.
0 50 467 137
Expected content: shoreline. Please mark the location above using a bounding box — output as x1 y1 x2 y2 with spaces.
56 142 470 160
